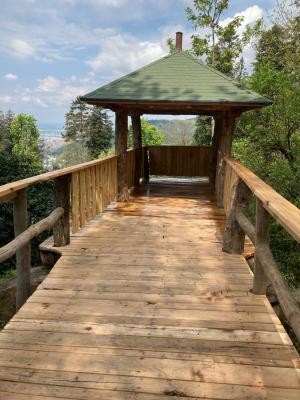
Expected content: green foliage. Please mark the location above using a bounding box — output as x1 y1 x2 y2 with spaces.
99 147 115 159
64 97 113 158
10 114 42 171
148 119 195 145
180 0 262 78
53 142 91 169
193 116 212 145
233 10 300 287
0 111 53 275
128 118 165 147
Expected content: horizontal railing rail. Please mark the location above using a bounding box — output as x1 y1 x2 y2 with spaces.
0 155 119 310
222 156 300 341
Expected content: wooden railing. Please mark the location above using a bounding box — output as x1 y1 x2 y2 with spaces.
0 155 118 309
222 157 300 340
148 145 211 177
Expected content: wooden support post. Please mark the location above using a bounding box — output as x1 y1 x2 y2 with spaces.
222 178 251 254
132 115 142 187
115 111 129 201
53 175 70 247
143 146 150 183
253 198 270 294
13 189 31 310
210 113 222 186
215 111 235 207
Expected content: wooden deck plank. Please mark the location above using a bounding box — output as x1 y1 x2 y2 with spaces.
0 179 299 399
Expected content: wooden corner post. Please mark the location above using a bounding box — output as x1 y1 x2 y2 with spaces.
13 189 31 310
115 110 129 201
252 199 269 294
215 111 235 207
131 115 142 186
222 178 251 254
53 175 70 247
210 112 223 186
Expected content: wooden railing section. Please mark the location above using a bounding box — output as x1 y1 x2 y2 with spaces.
0 155 118 309
222 157 300 340
148 145 211 177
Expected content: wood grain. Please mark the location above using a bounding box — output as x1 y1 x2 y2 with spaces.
1 179 299 399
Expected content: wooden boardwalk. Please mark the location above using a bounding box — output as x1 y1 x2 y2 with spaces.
0 179 299 399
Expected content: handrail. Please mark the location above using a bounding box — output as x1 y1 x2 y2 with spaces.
222 157 300 342
225 157 300 242
0 207 64 263
0 155 117 202
0 155 119 310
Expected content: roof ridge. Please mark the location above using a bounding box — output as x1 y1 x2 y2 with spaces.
82 52 172 98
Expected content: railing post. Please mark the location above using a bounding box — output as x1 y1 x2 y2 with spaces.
132 115 142 186
252 198 269 294
143 146 150 183
215 112 235 207
222 178 251 254
115 110 129 201
53 175 70 247
13 189 31 310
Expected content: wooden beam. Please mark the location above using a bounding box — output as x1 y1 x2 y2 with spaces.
115 111 129 201
222 178 251 254
143 147 150 183
13 189 31 310
0 208 64 263
215 111 235 207
252 199 269 294
131 115 143 186
225 156 300 243
210 113 223 186
53 175 71 247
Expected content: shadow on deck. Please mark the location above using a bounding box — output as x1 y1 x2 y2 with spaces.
0 179 299 399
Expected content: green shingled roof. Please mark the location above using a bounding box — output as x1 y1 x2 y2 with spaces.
81 52 271 106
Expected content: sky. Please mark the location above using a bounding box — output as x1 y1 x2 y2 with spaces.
0 0 277 127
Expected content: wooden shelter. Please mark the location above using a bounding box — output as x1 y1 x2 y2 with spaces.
81 32 271 202
1 34 300 400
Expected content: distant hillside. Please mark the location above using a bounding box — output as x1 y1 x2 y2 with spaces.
148 118 196 145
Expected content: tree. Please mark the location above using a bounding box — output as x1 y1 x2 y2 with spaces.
233 10 300 287
128 118 165 147
183 0 262 77
64 97 113 158
0 111 53 276
10 113 42 172
193 116 212 145
52 142 91 169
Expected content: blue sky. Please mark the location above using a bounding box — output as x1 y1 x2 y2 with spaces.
0 0 277 126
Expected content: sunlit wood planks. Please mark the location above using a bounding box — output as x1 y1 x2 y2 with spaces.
0 179 299 399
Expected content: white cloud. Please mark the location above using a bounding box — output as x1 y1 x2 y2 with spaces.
87 34 166 76
89 0 128 6
9 39 35 59
38 76 61 92
4 73 18 80
220 5 263 34
0 96 13 104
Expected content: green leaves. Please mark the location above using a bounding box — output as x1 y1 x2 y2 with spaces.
64 97 113 159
